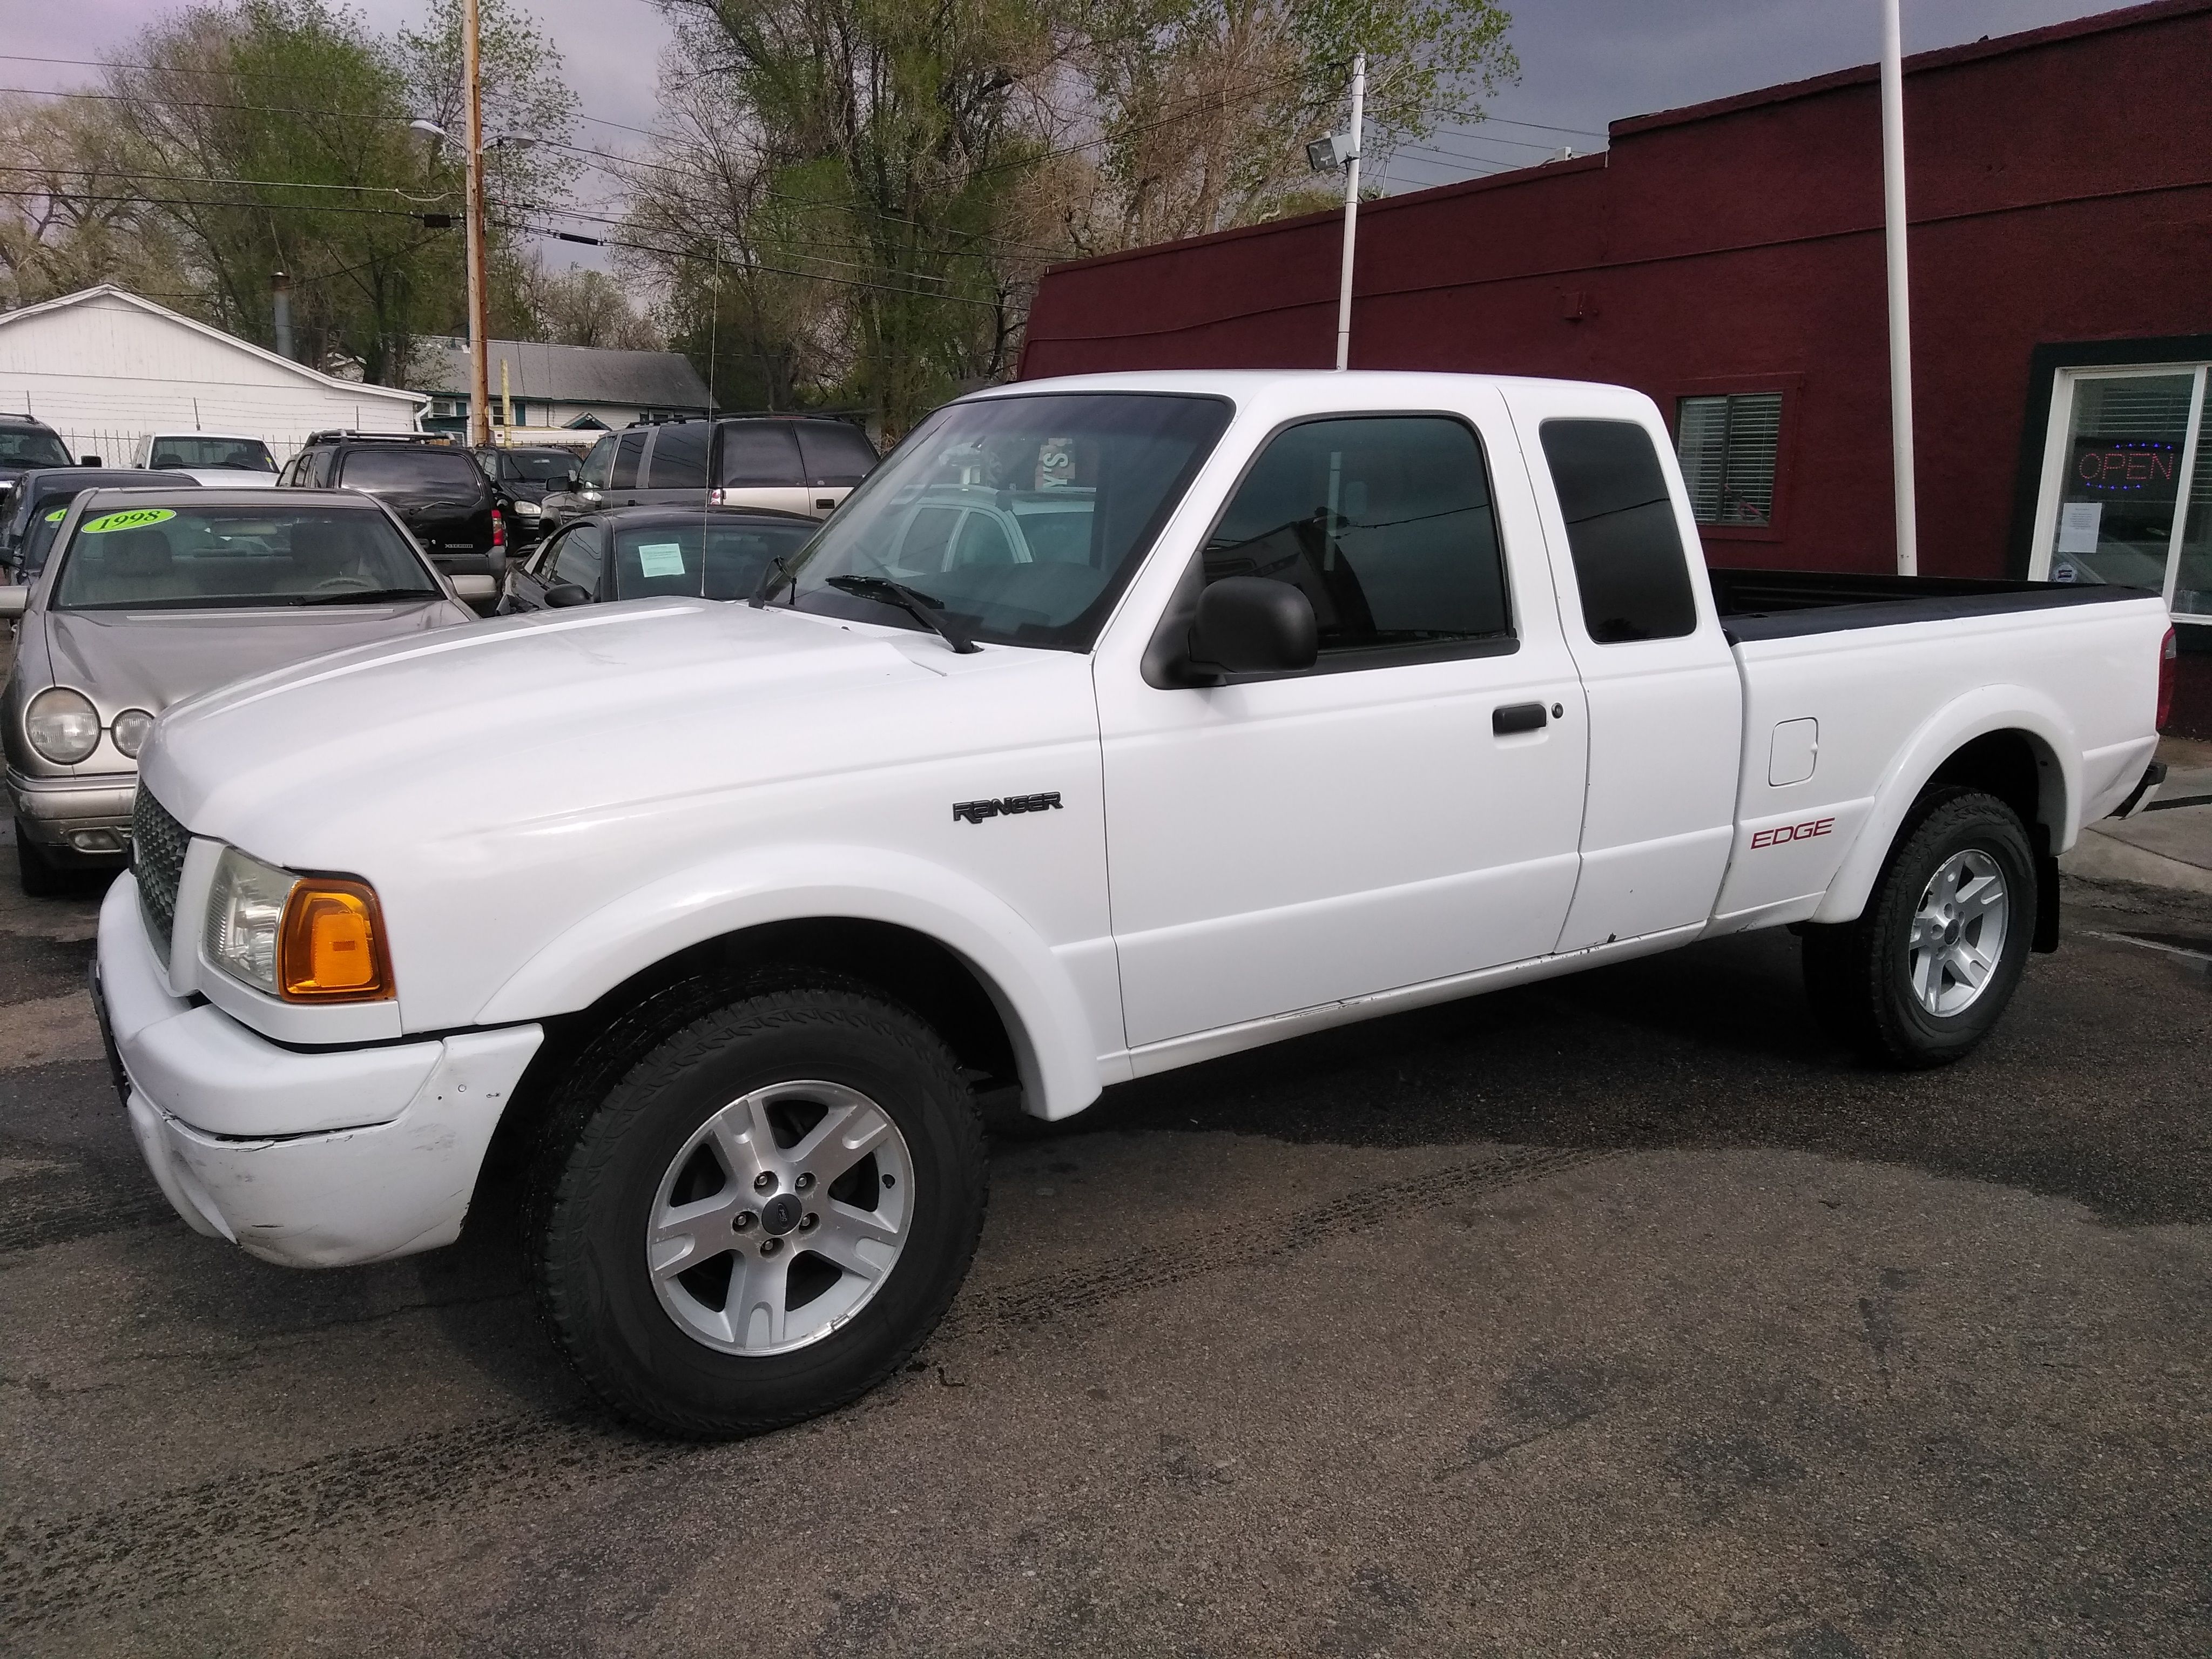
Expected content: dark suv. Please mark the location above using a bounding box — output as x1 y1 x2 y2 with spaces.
278 433 504 576
537 416 877 531
1 468 199 578
0 416 79 511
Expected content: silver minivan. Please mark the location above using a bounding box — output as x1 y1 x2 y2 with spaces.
539 416 878 530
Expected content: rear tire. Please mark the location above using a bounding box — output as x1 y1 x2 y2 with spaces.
16 821 65 898
532 985 987 1439
1801 787 2036 1069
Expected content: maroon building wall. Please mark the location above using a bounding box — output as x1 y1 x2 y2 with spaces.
1020 2 2212 729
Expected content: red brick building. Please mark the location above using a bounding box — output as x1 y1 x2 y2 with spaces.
1020 1 2212 732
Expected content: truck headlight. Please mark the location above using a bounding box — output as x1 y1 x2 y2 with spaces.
204 846 394 1002
26 686 101 764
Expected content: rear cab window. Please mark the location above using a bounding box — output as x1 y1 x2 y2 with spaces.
794 423 878 488
339 448 486 495
717 425 804 488
644 424 710 489
1537 420 1698 643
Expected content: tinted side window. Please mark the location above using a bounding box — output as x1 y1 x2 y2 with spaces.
552 525 605 590
1539 420 1698 643
609 431 648 490
645 423 710 489
577 435 616 489
717 424 804 488
794 422 878 487
1202 415 1510 658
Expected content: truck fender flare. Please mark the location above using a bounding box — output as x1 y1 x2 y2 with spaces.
1811 686 2076 926
474 843 1107 1121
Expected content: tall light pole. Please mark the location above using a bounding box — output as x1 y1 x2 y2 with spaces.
1334 55 1365 372
1306 56 1365 372
461 0 490 448
1880 0 1917 575
412 3 491 447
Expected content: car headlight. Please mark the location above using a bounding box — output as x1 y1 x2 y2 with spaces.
204 846 394 1002
111 709 154 759
25 686 100 764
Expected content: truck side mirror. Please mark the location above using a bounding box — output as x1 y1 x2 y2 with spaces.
544 582 592 609
1185 576 1317 678
79 455 101 467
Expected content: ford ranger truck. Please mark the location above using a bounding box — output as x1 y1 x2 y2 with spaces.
95 372 2171 1439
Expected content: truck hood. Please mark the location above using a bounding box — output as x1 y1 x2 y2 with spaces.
174 468 278 488
141 599 1068 866
41 601 473 722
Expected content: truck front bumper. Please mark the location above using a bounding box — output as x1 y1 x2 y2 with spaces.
97 872 543 1268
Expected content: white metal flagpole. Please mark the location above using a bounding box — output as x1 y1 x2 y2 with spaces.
1880 0 1917 575
1334 54 1365 372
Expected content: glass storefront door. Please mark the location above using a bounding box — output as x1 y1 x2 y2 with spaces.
2032 363 2211 627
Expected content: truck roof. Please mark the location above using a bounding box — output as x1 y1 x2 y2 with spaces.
989 368 1639 401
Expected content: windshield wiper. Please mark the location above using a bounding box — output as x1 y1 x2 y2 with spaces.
748 555 793 609
293 588 439 606
825 574 981 654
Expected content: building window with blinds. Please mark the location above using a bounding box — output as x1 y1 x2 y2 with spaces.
1675 392 1784 527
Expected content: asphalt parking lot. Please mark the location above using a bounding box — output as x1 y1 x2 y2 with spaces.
3 861 2208 1657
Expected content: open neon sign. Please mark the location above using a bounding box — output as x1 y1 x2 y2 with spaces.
2073 439 2179 494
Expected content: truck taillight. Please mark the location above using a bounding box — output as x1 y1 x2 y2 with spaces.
2158 626 2176 730
491 508 504 549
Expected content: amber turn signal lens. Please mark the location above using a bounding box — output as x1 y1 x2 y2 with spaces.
277 880 395 1002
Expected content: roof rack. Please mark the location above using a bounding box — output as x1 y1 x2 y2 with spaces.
301 429 453 446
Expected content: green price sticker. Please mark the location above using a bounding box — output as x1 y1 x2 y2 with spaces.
80 508 177 535
42 509 64 524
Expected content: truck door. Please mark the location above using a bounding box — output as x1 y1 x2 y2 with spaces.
1507 389 1742 951
1096 397 1589 1052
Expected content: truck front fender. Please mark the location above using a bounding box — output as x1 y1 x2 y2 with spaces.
1811 685 2076 926
475 843 1110 1121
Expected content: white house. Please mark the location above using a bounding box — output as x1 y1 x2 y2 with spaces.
413 336 713 437
0 286 426 463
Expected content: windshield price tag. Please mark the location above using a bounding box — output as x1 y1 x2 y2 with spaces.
636 542 686 578
81 508 177 535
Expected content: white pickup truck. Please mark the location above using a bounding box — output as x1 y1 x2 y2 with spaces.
95 371 2171 1438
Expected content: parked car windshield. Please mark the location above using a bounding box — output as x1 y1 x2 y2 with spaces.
148 436 276 472
609 517 819 602
766 393 1231 651
341 448 484 493
0 428 70 467
504 450 577 482
50 504 442 610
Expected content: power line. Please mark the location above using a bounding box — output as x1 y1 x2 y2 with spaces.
0 163 451 200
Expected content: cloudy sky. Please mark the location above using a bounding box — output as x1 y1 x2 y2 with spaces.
2 0 2132 261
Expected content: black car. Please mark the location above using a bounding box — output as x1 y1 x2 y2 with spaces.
537 416 877 532
278 433 505 576
500 505 820 612
0 416 80 514
472 445 583 545
1 469 203 578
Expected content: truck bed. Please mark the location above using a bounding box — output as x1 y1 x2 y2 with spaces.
1710 568 2153 642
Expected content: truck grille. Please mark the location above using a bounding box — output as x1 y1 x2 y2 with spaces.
132 786 188 952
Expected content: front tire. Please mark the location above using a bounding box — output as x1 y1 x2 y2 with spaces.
1801 787 2036 1069
532 986 987 1438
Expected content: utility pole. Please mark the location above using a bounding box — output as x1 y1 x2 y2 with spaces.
1879 0 1917 575
1334 54 1366 373
462 0 491 448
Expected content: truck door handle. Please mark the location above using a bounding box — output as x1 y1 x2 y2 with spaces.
1493 702 1549 735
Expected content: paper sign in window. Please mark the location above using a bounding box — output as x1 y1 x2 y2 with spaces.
2055 501 2102 555
637 542 686 577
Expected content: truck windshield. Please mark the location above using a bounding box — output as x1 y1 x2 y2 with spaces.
147 437 276 472
0 428 70 467
51 505 442 610
766 393 1231 651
